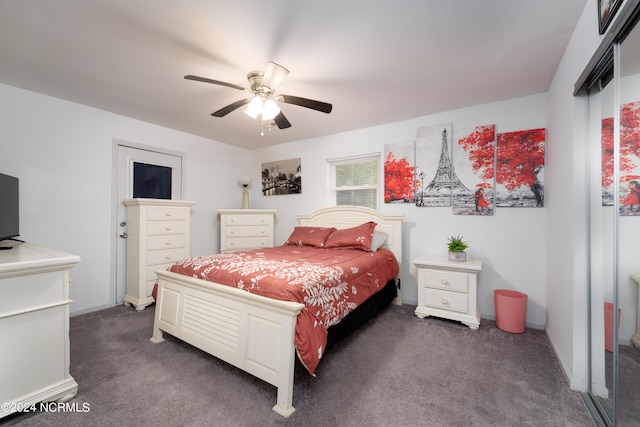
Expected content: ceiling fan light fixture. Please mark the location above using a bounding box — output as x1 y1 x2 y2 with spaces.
244 96 262 119
261 99 280 121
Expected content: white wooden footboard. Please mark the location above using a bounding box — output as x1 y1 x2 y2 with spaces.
150 270 304 417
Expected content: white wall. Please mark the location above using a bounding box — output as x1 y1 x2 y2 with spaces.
0 83 251 314
250 93 549 328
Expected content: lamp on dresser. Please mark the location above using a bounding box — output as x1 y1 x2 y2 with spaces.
238 177 252 209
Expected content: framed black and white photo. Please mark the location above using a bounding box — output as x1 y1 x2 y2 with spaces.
598 0 623 34
261 158 302 196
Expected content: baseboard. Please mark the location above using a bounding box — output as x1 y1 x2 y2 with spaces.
70 303 112 317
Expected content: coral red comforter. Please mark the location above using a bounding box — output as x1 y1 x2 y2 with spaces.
167 245 399 375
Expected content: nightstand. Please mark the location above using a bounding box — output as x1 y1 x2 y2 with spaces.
413 256 482 329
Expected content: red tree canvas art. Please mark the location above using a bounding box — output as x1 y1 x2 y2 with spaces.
602 101 640 214
384 141 415 203
452 125 496 215
495 128 546 207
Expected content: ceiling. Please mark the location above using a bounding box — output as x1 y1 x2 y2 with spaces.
0 0 587 150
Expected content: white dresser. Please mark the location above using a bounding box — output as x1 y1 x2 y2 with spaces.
123 198 194 310
413 256 482 329
0 242 80 418
219 209 276 252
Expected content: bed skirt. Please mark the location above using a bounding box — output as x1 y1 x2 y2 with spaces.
325 278 398 352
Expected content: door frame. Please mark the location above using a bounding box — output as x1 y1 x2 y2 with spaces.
110 139 186 306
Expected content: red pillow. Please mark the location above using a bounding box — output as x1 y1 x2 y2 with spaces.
285 226 337 247
324 221 377 251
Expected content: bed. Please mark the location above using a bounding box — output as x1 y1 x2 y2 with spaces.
149 206 403 417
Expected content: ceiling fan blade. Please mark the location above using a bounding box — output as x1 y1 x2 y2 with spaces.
279 94 332 114
211 98 252 117
273 112 292 129
261 62 289 92
184 75 246 91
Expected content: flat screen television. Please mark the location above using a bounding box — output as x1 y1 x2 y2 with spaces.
0 173 20 242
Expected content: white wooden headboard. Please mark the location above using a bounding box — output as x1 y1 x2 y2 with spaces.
297 206 404 302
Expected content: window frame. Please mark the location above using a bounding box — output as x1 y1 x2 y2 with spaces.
328 153 381 209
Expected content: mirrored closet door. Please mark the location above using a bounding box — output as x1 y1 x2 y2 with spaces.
616 15 640 425
581 1 640 425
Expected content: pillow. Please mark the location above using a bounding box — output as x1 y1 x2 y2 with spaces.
285 226 336 247
324 221 377 251
370 231 387 252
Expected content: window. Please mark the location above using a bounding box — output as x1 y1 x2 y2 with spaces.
328 154 380 209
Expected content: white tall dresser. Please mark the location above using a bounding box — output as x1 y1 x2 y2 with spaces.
123 198 194 310
218 209 276 252
0 242 80 418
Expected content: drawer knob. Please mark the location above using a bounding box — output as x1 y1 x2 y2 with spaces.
441 298 449 305
165 225 172 231
165 240 172 246
230 231 235 235
441 279 449 285
165 210 172 217
165 253 172 260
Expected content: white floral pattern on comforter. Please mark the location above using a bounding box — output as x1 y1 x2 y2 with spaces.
168 245 399 375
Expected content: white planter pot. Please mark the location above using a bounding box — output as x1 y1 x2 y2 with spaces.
448 251 467 262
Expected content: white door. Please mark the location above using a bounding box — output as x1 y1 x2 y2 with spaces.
114 143 184 305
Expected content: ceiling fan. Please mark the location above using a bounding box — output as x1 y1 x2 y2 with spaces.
185 62 332 130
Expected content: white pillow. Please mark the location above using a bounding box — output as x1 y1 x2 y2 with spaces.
370 231 387 252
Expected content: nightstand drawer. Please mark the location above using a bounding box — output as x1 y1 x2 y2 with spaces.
424 288 469 313
420 269 469 293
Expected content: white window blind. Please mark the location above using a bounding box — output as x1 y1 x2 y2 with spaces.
328 154 380 209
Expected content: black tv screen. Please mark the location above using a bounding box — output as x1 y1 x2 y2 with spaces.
0 173 19 241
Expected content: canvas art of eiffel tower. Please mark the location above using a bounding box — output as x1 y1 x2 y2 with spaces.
424 128 469 194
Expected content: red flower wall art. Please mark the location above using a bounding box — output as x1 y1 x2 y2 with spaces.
453 125 496 215
384 140 415 203
495 128 546 207
602 101 640 214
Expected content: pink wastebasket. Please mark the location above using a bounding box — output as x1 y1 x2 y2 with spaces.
494 290 528 333
604 302 621 353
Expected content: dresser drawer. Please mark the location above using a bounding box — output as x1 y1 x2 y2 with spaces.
424 288 469 313
147 207 189 221
146 263 174 283
420 269 469 293
0 271 67 315
147 234 186 250
225 214 272 226
225 225 271 238
147 220 186 235
224 237 271 251
147 248 188 266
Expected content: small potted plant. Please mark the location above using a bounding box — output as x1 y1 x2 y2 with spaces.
447 235 469 262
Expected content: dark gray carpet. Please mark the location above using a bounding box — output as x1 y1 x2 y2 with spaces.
4 304 594 426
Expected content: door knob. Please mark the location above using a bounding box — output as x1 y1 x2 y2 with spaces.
119 232 128 239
